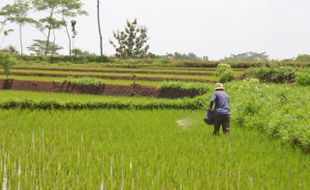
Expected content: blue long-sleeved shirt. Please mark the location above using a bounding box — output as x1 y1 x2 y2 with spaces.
210 90 230 115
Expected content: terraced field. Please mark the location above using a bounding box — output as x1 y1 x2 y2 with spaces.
6 65 245 83
0 63 309 189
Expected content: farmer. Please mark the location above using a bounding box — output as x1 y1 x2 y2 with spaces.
208 83 230 135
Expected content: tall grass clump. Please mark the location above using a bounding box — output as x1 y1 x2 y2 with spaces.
229 80 310 152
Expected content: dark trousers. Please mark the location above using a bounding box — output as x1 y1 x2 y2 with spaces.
213 114 230 135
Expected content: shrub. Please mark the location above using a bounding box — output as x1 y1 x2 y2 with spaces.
245 67 296 83
296 72 310 86
63 77 105 88
158 82 211 95
0 52 15 79
216 63 235 83
295 54 310 62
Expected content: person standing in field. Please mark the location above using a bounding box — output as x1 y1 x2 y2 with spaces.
208 83 230 136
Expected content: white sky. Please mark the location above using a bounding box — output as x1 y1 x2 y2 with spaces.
0 0 310 60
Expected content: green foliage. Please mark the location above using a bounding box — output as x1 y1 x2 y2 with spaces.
245 67 296 83
229 81 310 152
0 52 14 78
27 39 63 56
110 19 149 58
295 54 310 61
72 48 95 57
0 45 19 54
296 72 310 86
32 0 87 56
216 63 235 83
0 0 39 55
63 77 105 87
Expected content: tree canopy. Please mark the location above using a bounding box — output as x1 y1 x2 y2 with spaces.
110 19 150 58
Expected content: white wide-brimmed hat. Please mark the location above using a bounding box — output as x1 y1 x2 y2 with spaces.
215 83 224 90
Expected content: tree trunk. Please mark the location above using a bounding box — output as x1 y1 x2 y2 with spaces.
97 0 103 57
63 16 72 56
45 8 55 56
52 29 56 59
19 23 24 55
0 21 7 35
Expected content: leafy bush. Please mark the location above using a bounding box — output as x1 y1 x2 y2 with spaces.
296 72 310 86
295 54 310 62
0 52 15 79
63 77 105 88
245 67 296 83
216 63 235 83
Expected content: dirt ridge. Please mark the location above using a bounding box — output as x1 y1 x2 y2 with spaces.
0 79 203 99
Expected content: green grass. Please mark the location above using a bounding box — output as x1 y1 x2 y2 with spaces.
0 109 309 189
0 90 205 110
9 69 219 81
0 80 309 151
0 90 156 102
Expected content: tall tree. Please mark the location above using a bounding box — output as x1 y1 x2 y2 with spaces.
97 0 103 57
60 1 87 56
0 1 36 55
110 19 150 58
0 9 8 35
32 0 86 56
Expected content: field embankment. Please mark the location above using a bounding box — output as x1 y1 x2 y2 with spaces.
0 80 209 99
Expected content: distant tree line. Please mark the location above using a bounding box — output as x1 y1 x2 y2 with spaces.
223 52 269 62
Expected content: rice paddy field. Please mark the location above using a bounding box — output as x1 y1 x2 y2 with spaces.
0 63 309 189
0 110 309 189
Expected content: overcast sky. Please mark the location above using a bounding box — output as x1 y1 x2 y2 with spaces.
0 0 310 60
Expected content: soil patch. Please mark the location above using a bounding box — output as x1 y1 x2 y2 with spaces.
0 79 157 97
